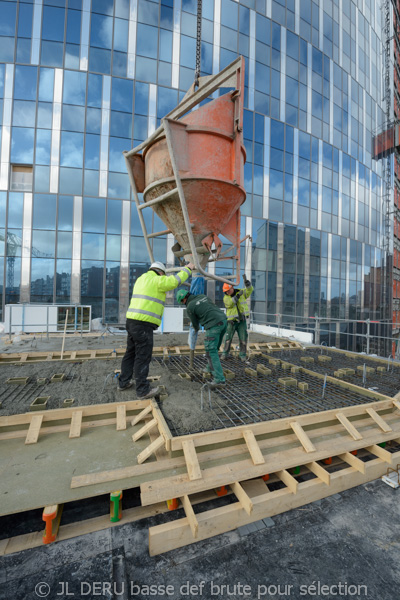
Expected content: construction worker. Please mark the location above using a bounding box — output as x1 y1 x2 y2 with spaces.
177 289 227 388
221 278 253 361
119 261 194 397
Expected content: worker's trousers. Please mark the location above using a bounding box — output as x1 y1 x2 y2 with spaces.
119 319 154 397
204 320 227 383
222 319 248 360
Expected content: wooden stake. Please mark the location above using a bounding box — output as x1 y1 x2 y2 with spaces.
276 469 298 494
338 452 365 474
60 310 69 361
336 412 363 441
69 411 83 439
242 430 265 465
230 481 253 515
305 461 330 485
132 418 158 442
116 405 126 431
25 415 43 445
131 404 153 426
181 494 198 538
365 408 392 433
365 444 393 464
290 422 316 453
137 436 165 464
182 440 202 481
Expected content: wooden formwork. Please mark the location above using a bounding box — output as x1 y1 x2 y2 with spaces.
72 389 400 555
0 341 303 365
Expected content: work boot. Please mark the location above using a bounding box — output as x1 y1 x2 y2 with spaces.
138 386 160 399
118 379 135 391
239 341 247 362
208 380 226 389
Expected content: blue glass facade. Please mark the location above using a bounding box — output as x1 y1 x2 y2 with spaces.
0 0 391 350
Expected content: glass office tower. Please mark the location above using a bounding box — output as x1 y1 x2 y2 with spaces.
0 0 391 352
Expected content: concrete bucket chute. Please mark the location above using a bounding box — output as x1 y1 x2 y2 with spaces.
124 57 248 285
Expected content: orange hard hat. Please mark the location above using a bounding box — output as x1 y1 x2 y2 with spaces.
223 283 233 292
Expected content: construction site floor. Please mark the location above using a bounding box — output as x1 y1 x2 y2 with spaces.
1 479 398 600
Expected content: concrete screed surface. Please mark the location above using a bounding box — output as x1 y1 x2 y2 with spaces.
0 479 399 600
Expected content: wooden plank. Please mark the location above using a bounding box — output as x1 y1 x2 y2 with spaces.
338 452 366 474
131 404 153 426
116 405 126 431
336 412 363 441
148 454 400 556
365 408 392 433
181 494 199 538
140 423 400 506
150 399 173 452
365 444 393 464
25 415 43 445
181 440 202 481
242 430 265 465
305 461 330 485
74 410 400 490
132 418 158 442
0 399 149 428
1 417 126 443
69 411 83 439
393 399 400 410
230 481 253 515
290 422 316 453
168 398 395 453
137 435 165 465
276 469 298 494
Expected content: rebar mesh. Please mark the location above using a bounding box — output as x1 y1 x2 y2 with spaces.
267 348 400 398
0 363 81 408
154 352 383 436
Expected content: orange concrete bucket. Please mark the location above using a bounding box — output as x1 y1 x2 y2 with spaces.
131 89 246 267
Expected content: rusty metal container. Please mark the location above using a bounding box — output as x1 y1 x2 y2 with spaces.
145 94 246 265
125 57 246 281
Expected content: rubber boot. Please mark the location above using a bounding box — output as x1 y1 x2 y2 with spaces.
221 337 232 360
239 341 247 362
203 352 213 374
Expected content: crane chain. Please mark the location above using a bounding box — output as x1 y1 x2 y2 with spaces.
194 0 202 87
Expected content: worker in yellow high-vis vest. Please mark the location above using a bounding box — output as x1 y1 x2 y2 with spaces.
119 260 194 398
221 278 253 361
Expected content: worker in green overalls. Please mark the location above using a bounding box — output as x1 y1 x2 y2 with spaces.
221 278 253 361
177 289 227 388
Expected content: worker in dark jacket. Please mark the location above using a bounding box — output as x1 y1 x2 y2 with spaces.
177 290 227 388
221 278 253 361
119 260 194 397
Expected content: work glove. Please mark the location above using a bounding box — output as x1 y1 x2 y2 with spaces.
245 279 251 288
236 289 243 297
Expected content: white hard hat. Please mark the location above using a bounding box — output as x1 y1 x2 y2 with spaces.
150 261 166 273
